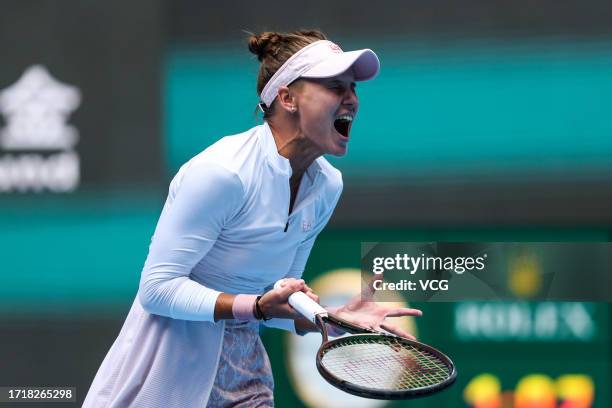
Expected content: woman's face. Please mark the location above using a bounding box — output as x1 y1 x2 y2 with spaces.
291 70 359 157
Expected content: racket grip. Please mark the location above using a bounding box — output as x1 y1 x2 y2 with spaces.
274 279 328 323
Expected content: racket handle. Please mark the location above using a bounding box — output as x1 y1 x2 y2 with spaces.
274 279 328 323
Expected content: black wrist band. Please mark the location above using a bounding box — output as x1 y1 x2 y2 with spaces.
255 295 271 321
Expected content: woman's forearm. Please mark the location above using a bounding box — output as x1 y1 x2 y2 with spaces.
213 293 237 321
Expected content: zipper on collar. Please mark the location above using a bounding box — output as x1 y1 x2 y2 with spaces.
283 170 321 233
290 171 322 215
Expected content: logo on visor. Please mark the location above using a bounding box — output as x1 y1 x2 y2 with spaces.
329 43 343 53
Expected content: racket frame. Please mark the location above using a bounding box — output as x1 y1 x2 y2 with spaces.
313 315 457 399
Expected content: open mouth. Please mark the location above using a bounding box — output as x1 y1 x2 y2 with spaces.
333 114 353 138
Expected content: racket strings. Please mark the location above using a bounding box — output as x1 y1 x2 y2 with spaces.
320 337 451 391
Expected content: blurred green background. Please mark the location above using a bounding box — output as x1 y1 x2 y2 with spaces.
166 39 612 179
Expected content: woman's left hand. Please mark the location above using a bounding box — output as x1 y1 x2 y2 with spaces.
329 274 422 340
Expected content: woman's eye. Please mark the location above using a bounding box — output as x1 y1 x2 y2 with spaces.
326 83 356 95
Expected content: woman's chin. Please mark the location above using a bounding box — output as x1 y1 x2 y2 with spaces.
329 130 349 156
328 144 348 157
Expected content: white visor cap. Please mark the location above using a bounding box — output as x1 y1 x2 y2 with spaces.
260 40 380 107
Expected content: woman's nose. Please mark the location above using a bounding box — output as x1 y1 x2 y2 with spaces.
342 88 358 108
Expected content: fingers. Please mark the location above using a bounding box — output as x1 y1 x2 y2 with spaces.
276 279 320 303
276 278 301 289
380 322 417 341
304 290 320 303
385 308 423 318
273 278 305 300
260 279 308 319
302 283 320 303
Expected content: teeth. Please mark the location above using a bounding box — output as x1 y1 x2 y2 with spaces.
335 114 353 122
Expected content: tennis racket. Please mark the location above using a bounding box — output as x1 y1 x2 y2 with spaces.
276 280 457 399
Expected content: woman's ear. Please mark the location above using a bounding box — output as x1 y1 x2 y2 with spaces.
277 86 297 113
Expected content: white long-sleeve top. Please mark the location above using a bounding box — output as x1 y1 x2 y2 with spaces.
83 122 343 408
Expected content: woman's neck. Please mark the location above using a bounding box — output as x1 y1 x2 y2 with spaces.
268 120 321 178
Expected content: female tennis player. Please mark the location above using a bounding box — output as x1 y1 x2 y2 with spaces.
83 29 422 408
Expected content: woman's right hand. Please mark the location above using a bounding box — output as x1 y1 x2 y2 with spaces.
258 278 318 319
